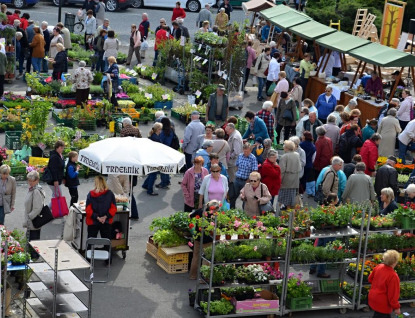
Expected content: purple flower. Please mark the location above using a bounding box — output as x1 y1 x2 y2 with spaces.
297 281 301 286
288 273 295 279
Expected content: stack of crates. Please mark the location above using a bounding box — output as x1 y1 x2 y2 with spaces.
5 131 22 150
156 245 192 274
146 236 158 259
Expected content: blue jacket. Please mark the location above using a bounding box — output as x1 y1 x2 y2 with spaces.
242 117 270 140
195 149 210 166
300 141 316 169
205 161 228 179
316 165 346 199
315 93 337 120
160 130 173 147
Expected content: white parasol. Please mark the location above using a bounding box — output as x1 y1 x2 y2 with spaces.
78 137 185 175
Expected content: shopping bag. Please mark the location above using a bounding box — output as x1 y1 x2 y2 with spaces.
51 187 69 218
252 76 257 86
270 92 279 108
267 82 276 96
141 40 149 51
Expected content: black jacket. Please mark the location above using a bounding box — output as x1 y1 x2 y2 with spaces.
218 2 233 17
338 129 363 163
343 162 356 179
65 161 80 188
43 28 51 52
17 27 29 49
380 200 399 216
303 119 323 142
53 50 67 73
47 150 65 185
374 163 398 196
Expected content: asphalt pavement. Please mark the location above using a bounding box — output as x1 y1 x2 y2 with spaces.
2 4 415 318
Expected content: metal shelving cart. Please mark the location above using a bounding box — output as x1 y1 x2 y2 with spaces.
193 213 291 318
283 212 365 316
356 208 415 310
23 239 91 318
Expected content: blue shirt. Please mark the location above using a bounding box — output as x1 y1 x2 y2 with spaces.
316 165 346 199
235 153 258 180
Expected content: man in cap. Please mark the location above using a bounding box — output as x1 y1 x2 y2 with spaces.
182 111 205 170
374 155 399 205
206 84 229 126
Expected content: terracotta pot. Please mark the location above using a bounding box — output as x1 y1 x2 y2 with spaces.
215 234 221 241
209 231 214 237
237 234 244 240
225 234 231 240
243 234 250 239
265 256 272 261
8 74 14 79
304 230 311 237
254 235 259 239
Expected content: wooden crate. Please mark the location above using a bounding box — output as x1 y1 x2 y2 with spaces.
157 257 188 274
157 245 191 265
146 242 158 260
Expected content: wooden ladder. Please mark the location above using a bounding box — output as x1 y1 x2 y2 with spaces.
357 13 377 39
329 20 341 30
352 9 368 36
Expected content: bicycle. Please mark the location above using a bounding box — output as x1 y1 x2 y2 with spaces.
73 11 86 34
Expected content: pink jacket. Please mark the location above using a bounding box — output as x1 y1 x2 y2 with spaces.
133 30 141 48
181 166 209 207
246 46 256 69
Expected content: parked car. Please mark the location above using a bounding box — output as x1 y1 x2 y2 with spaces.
132 0 209 12
3 0 39 8
52 0 133 12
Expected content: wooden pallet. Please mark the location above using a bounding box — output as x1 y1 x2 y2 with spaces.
353 9 368 36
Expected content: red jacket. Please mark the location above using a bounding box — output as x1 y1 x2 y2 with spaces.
260 159 281 196
19 17 28 30
368 264 400 314
313 136 333 171
155 29 173 51
171 7 186 21
360 139 378 175
8 14 19 25
85 189 117 226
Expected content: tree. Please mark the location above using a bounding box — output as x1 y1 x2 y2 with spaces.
383 5 400 47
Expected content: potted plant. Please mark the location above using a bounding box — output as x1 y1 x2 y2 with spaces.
10 252 30 266
188 289 195 307
278 273 312 310
200 299 233 316
256 239 273 261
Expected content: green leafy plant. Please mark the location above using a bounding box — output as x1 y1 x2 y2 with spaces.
10 252 31 265
200 299 233 315
152 229 187 247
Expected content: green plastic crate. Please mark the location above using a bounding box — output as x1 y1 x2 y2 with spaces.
5 131 22 150
320 279 340 293
52 111 73 127
171 109 180 120
401 216 415 229
286 296 312 310
73 119 97 131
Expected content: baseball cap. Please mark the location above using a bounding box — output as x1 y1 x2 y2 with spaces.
218 84 225 91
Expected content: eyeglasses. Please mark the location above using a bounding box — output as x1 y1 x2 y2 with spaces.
211 170 221 173
250 179 259 182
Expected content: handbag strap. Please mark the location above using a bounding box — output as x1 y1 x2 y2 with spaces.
54 185 61 198
217 142 226 155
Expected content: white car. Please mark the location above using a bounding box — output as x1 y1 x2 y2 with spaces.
132 0 211 12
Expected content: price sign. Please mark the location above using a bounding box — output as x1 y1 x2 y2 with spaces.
195 90 201 98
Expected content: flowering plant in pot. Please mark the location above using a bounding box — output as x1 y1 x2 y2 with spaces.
278 273 312 304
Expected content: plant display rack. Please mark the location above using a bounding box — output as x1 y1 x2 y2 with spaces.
282 214 364 315
355 207 415 310
23 240 91 318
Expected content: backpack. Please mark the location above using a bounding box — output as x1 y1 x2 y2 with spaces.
337 133 350 158
171 133 180 150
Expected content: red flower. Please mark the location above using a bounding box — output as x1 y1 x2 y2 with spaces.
262 211 265 215
199 227 202 231
189 223 195 229
195 215 200 219
209 206 216 211
253 216 257 219
221 211 225 215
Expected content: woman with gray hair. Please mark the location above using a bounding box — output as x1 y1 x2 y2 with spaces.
71 59 93 106
377 107 401 157
0 165 16 225
24 171 46 241
50 42 66 81
261 149 281 206
344 99 357 113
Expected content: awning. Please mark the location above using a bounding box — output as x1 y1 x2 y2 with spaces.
316 31 371 53
269 11 311 30
242 0 275 12
349 42 415 67
260 4 294 19
288 20 337 40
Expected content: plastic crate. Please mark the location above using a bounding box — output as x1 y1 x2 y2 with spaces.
320 279 340 293
5 131 22 150
52 111 73 127
73 119 97 131
171 109 180 120
157 257 188 274
286 296 312 310
154 101 173 109
401 216 415 229
157 246 191 265
305 280 320 293
146 242 158 260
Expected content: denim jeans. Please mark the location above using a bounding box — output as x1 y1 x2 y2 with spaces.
142 172 158 194
31 57 42 72
0 206 4 225
399 140 408 163
185 152 193 172
257 76 265 99
42 51 49 73
153 50 159 67
310 237 336 274
104 57 109 72
98 51 105 72
306 181 315 196
159 173 170 187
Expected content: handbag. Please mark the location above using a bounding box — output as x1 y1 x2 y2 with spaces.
42 167 53 183
51 186 69 218
314 171 335 205
282 108 293 121
267 82 276 96
258 184 275 214
270 92 279 108
31 189 53 229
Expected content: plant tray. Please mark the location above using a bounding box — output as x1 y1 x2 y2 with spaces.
171 109 180 120
157 257 188 274
401 216 415 229
286 296 312 310
5 130 22 150
320 279 340 293
73 119 97 131
11 166 26 175
52 111 73 127
157 246 191 265
154 101 173 109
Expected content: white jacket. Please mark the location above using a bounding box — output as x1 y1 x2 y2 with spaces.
266 58 280 82
397 96 413 122
398 119 415 146
84 16 96 34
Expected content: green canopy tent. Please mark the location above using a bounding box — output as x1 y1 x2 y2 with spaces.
315 31 371 75
288 20 337 60
260 4 295 20
348 42 415 99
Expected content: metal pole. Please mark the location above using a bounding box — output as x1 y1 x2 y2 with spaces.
206 215 217 318
88 245 94 318
2 239 7 318
52 249 59 317
22 230 31 318
58 0 62 23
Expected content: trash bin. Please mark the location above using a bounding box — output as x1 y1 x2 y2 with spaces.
64 13 76 33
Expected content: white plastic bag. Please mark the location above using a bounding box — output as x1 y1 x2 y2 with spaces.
141 40 149 51
77 9 84 18
252 76 257 86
